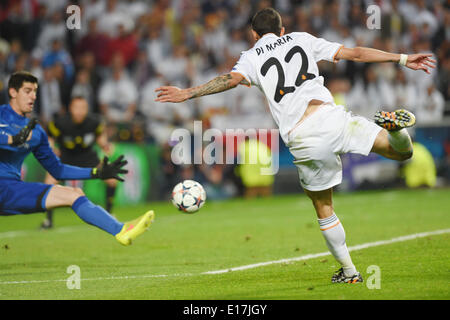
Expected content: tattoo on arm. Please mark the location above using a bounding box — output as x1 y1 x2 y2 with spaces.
189 73 236 99
239 77 250 86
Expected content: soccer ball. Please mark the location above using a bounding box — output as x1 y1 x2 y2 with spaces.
171 180 206 213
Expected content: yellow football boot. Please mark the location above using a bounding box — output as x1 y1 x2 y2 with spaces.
115 211 155 246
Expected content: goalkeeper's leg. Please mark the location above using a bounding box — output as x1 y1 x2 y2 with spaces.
44 185 153 245
45 185 123 235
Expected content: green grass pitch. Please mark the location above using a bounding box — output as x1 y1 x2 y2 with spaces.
0 188 449 300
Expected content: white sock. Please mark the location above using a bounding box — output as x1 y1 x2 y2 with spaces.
388 128 413 154
318 213 357 277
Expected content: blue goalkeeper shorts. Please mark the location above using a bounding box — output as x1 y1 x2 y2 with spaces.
0 179 52 215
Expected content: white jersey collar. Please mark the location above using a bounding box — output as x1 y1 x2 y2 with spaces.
256 33 279 45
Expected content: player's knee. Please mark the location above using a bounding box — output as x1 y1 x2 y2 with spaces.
73 187 85 197
68 187 86 206
46 185 86 209
66 187 85 202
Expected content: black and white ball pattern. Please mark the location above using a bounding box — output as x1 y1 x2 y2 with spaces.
171 180 206 213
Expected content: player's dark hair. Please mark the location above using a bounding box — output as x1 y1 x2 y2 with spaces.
251 8 282 37
8 71 38 99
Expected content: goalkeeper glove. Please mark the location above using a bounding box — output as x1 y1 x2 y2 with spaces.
91 155 128 181
11 118 38 146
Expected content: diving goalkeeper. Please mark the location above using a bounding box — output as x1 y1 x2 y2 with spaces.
0 71 153 246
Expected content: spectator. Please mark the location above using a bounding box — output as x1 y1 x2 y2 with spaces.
201 12 229 67
97 0 134 38
0 38 10 102
42 38 75 82
51 62 72 108
140 75 194 146
226 27 248 59
25 3 47 52
399 0 420 25
98 52 138 124
212 82 274 131
432 7 450 51
81 0 106 24
393 68 417 113
155 45 191 84
309 1 327 35
5 38 22 73
145 26 171 72
0 0 37 47
37 65 64 125
346 65 394 119
38 0 68 15
29 48 44 81
71 68 95 112
437 53 450 101
130 48 155 89
139 74 175 146
75 17 111 66
416 84 445 125
36 10 67 52
105 23 138 67
77 51 103 113
118 0 150 22
381 0 408 41
415 0 439 36
192 61 231 127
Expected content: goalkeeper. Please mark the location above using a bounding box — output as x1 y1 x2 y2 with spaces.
0 71 153 246
41 96 119 229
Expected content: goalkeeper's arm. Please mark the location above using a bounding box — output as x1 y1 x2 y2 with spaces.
32 128 128 181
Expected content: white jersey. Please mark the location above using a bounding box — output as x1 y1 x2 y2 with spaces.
231 32 343 143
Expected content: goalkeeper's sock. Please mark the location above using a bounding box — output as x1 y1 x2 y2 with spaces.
318 213 357 277
388 128 413 154
72 196 123 236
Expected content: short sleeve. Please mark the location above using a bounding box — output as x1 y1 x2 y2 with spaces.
231 51 258 87
308 34 343 63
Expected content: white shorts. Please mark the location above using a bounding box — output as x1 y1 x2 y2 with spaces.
287 103 382 191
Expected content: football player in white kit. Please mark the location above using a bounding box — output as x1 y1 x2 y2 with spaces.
155 8 435 283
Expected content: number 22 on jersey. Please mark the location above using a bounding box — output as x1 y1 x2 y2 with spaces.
260 45 315 103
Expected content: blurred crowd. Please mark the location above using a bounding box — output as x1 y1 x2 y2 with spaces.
0 0 449 197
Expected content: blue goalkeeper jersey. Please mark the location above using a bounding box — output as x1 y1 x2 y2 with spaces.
0 104 92 181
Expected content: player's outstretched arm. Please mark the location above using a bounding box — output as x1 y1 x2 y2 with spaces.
336 47 436 74
33 127 127 182
154 72 245 103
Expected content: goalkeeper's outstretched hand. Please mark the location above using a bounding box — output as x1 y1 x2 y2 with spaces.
11 118 38 146
91 155 128 181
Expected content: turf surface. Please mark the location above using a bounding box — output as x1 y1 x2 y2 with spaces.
0 188 449 300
